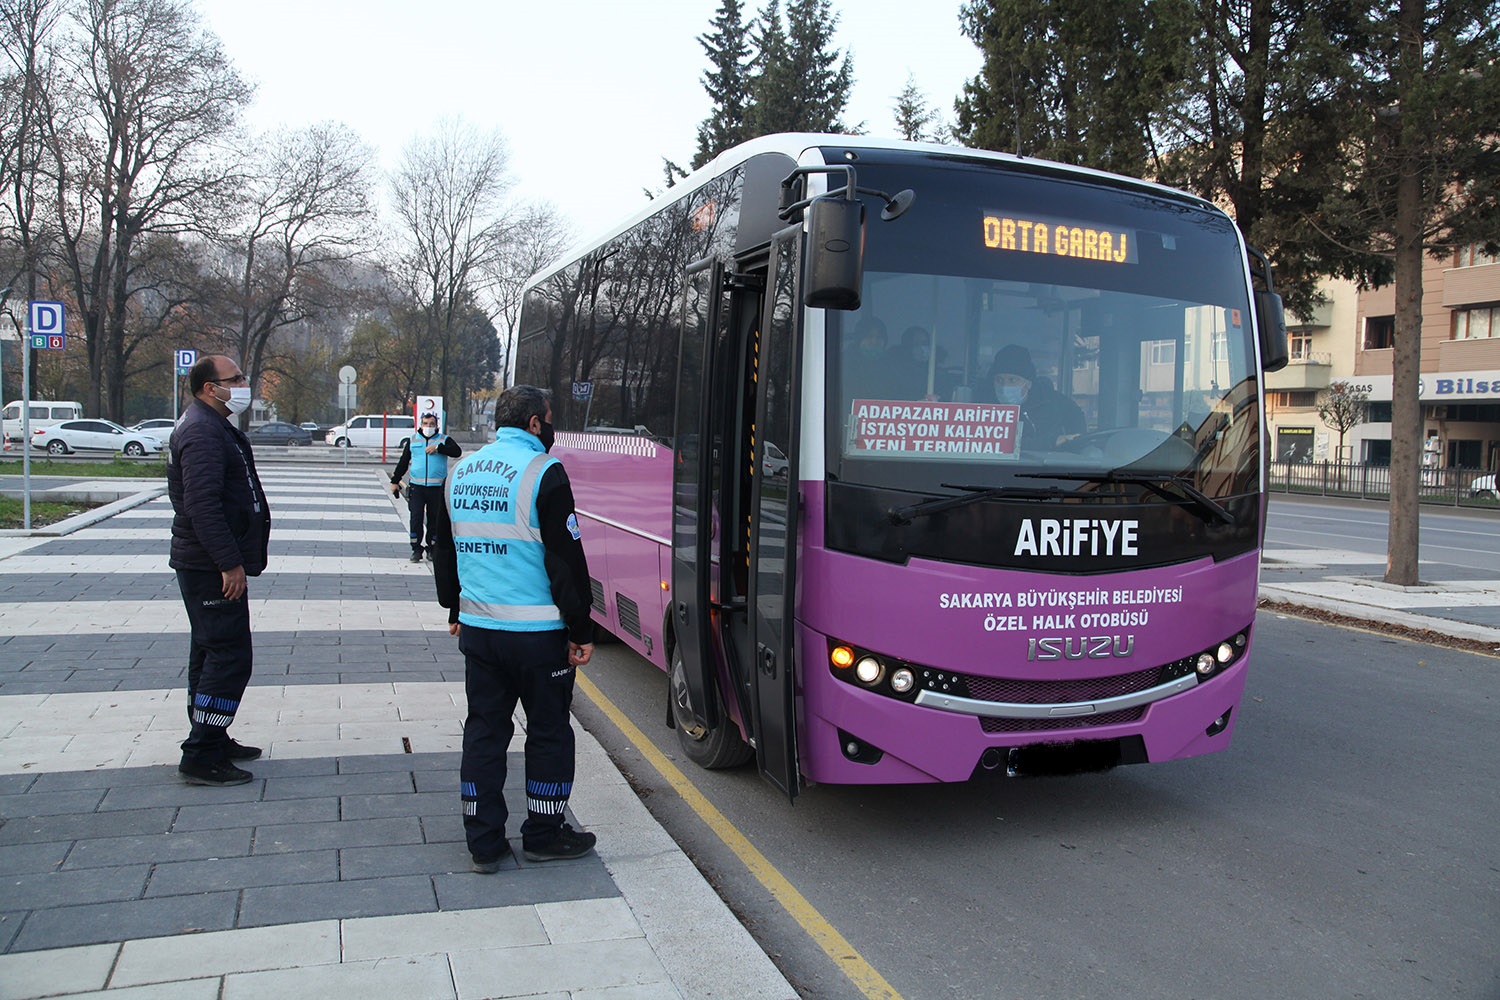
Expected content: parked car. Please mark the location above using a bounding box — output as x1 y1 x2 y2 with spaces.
1470 473 1497 499
299 421 320 433
762 441 789 477
129 418 178 435
324 414 415 449
31 419 163 456
247 421 312 447
2 399 83 443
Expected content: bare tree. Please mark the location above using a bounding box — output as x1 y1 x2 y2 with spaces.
40 0 251 420
1315 379 1369 465
210 121 376 427
390 119 513 406
484 201 570 378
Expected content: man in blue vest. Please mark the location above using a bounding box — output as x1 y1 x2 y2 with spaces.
390 411 462 562
431 385 596 872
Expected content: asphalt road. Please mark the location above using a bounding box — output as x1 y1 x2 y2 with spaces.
1265 495 1500 580
573 612 1500 1000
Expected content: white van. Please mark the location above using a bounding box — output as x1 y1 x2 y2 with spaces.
2 400 84 444
324 413 415 449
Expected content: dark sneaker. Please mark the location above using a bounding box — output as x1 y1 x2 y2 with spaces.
470 843 512 873
226 739 262 761
179 759 253 786
522 824 596 862
409 551 423 562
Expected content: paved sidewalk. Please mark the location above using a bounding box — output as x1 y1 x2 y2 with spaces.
0 465 795 999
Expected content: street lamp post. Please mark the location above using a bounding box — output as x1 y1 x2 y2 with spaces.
0 287 34 529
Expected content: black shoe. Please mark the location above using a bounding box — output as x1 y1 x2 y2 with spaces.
225 739 262 761
425 551 433 562
470 843 512 874
179 759 253 786
410 551 423 562
522 824 596 862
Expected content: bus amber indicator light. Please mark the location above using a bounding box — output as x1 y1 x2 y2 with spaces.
830 645 855 669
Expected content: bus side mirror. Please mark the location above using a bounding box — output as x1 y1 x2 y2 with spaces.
803 195 865 311
1256 290 1288 373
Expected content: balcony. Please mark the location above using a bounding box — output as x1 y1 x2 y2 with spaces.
1264 352 1332 391
1287 301 1334 329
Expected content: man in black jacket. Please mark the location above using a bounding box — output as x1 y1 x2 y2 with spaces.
167 355 271 786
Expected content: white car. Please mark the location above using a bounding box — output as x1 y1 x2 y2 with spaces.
325 414 415 449
130 418 177 435
762 441 789 477
1470 473 1497 499
31 419 164 456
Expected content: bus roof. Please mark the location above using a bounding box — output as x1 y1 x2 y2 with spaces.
523 132 1224 294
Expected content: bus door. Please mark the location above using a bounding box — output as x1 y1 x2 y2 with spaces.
670 259 725 735
745 225 804 800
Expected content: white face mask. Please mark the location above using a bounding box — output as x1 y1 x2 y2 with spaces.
222 385 252 415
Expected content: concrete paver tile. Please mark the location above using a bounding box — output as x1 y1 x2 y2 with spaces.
535 897 644 945
0 941 117 999
237 875 437 928
112 920 341 986
222 954 456 1000
449 937 670 999
340 905 548 962
9 892 238 952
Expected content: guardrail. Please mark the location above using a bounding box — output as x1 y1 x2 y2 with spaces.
1268 461 1499 508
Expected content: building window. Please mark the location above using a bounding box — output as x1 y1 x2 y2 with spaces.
1364 315 1395 350
1457 244 1498 268
1289 332 1313 360
1149 340 1175 366
1271 390 1318 408
1453 305 1497 340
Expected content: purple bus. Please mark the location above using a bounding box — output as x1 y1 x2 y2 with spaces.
515 134 1287 799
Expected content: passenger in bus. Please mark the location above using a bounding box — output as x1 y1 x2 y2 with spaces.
842 316 889 403
988 345 1086 449
883 325 934 399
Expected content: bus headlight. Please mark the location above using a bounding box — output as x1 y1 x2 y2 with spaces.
1195 653 1216 675
1216 642 1235 664
890 667 915 694
854 656 884 685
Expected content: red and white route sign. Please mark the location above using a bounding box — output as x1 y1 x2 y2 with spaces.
847 399 1022 458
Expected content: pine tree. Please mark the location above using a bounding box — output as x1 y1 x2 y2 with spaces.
893 74 940 142
692 0 756 169
748 0 855 135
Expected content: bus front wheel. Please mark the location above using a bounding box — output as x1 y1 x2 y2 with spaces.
670 646 753 770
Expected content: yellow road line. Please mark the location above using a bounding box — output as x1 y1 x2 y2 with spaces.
576 670 904 1000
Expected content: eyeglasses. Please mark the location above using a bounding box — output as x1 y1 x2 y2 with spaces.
212 374 249 386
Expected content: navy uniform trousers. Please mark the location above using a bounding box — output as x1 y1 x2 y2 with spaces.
458 625 576 859
407 483 443 555
176 568 253 764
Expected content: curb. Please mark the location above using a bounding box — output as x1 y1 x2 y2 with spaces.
0 485 166 537
1258 584 1500 646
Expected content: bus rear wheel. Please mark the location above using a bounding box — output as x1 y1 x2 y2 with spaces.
670 646 753 770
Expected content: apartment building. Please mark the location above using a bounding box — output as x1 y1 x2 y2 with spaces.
1263 246 1500 473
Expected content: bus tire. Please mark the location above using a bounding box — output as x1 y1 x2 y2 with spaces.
670 645 753 770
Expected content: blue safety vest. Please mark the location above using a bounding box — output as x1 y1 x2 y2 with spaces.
405 433 450 486
446 427 564 632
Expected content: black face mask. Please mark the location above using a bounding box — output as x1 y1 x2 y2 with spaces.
538 420 555 452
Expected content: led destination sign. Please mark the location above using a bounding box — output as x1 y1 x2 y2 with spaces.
983 213 1137 264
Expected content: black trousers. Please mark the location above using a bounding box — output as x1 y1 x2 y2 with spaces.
407 483 443 554
176 569 254 765
458 626 576 859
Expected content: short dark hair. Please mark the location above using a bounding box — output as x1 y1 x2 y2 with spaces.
189 356 221 395
494 385 551 431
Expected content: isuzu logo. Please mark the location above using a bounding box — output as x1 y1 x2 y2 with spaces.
1027 635 1136 661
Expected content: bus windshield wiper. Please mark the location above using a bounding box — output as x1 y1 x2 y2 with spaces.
1016 472 1235 526
888 483 1094 526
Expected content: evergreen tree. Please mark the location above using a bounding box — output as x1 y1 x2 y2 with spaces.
892 74 940 142
954 0 1184 172
693 0 756 168
748 0 855 135
1313 0 1500 584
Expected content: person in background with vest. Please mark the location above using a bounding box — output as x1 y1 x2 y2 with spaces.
429 385 596 873
167 355 271 786
390 411 462 562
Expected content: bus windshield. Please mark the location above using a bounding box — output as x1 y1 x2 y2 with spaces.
824 157 1259 501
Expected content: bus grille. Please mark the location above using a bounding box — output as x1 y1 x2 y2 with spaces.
616 594 642 639
981 707 1146 733
590 578 605 615
965 665 1169 705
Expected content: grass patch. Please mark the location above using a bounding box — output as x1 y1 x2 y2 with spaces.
0 496 98 529
0 458 165 478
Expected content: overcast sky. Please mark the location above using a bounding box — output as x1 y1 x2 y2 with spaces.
192 0 982 244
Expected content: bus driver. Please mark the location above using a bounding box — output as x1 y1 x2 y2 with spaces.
989 344 1086 449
